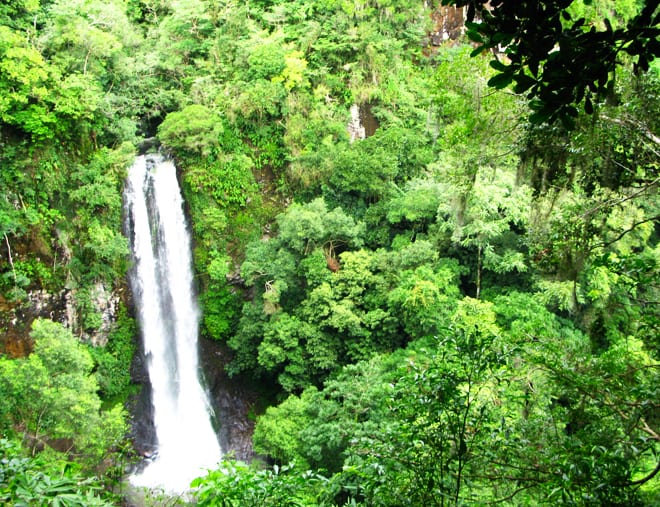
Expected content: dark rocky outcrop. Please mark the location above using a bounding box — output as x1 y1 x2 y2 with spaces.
137 137 160 155
430 5 466 44
199 337 257 462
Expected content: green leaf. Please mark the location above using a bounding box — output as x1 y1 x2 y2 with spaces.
584 96 593 114
513 73 537 93
487 72 514 89
489 59 508 72
470 45 487 57
529 109 553 124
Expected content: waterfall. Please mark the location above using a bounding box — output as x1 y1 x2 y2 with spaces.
125 154 221 492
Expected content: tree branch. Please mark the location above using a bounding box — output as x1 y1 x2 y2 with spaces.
628 458 660 487
641 417 660 441
595 214 660 250
581 177 659 218
488 483 540 504
602 115 660 148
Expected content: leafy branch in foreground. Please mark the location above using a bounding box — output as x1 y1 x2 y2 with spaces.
442 0 660 127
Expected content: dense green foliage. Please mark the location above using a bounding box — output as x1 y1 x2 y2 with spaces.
249 297 660 505
0 0 658 505
184 0 659 505
0 320 126 465
88 305 137 401
0 439 116 507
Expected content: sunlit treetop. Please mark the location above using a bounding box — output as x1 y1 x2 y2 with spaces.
442 0 660 128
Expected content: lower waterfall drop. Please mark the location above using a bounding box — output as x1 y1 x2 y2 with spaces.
125 154 221 492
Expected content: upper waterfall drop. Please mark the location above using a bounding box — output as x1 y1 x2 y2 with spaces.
124 154 222 492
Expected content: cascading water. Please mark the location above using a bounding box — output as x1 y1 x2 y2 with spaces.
124 154 222 492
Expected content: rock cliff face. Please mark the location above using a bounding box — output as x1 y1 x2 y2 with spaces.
348 103 380 143
421 4 467 52
0 284 124 357
0 290 66 357
430 5 466 44
67 283 123 346
200 338 257 461
129 350 157 458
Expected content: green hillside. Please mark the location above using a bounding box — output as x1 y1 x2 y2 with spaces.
1 0 659 505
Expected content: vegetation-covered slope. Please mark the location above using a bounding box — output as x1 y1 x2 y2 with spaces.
1 0 659 505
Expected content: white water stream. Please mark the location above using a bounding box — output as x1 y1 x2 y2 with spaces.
125 155 221 492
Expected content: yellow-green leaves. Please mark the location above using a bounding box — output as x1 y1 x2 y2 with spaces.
272 50 309 90
0 27 54 138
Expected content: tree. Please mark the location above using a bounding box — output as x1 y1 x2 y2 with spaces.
435 169 532 299
158 104 223 157
442 0 660 127
0 319 126 465
253 350 409 475
0 25 57 140
386 254 462 337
